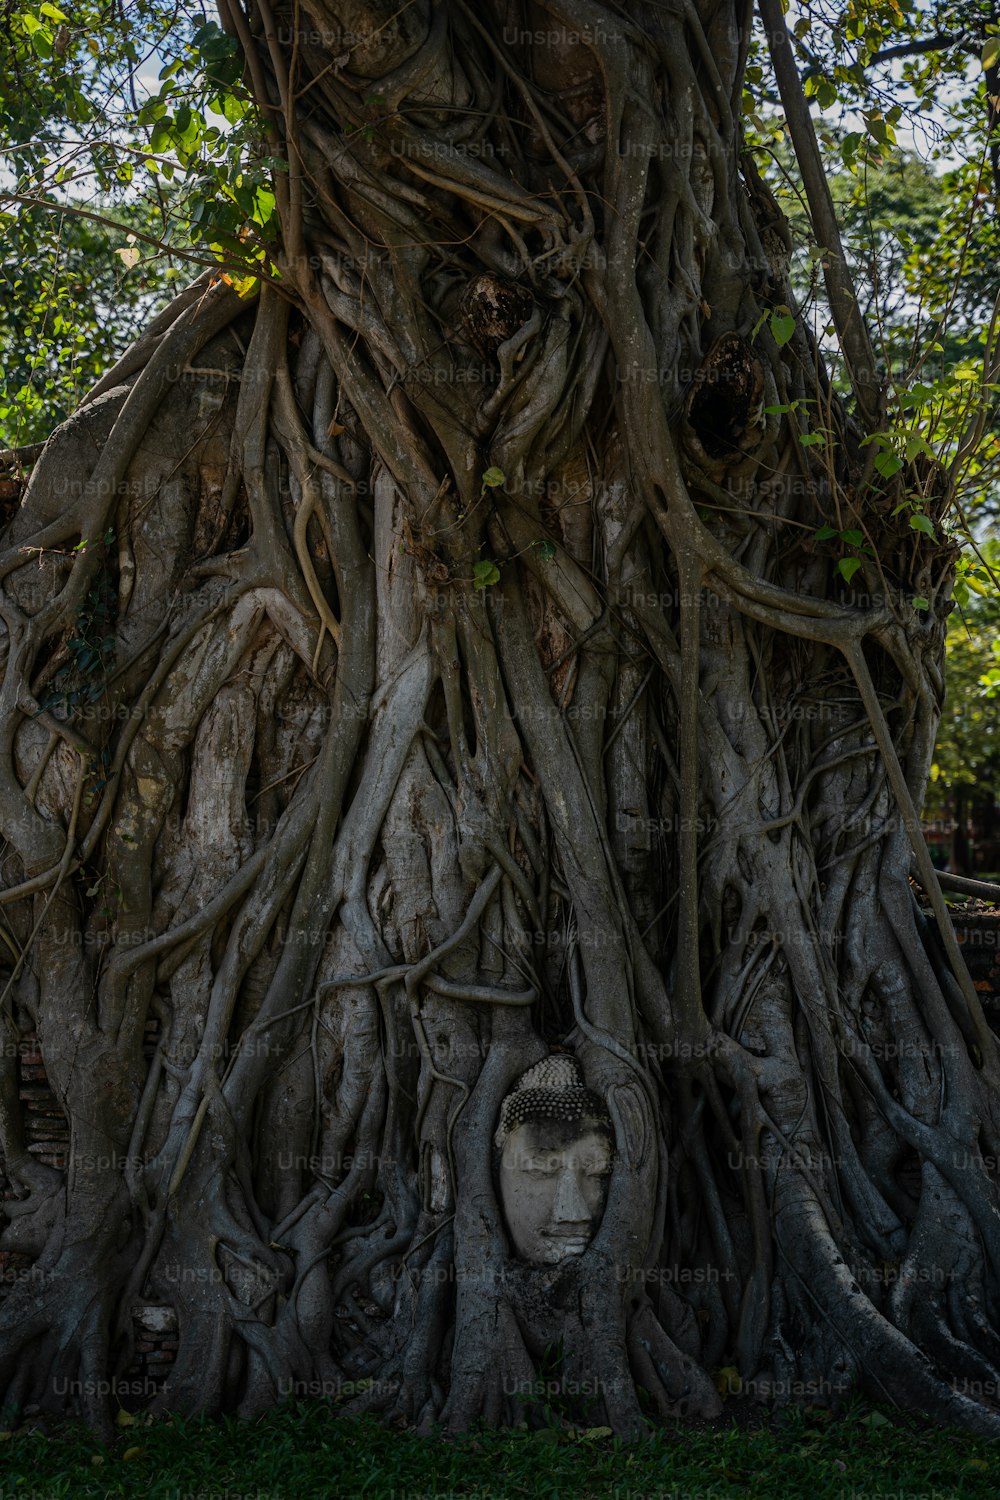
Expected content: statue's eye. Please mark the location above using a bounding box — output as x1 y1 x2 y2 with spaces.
580 1154 613 1176
520 1154 561 1174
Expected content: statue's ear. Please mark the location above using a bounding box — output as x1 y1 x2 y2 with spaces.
607 1082 652 1173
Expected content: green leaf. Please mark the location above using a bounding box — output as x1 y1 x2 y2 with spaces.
481 466 505 489
909 513 936 540
770 311 795 347
898 382 938 410
903 432 933 462
251 186 276 225
472 560 501 589
912 596 929 611
535 539 556 560
813 526 838 541
219 93 249 125
149 117 172 154
837 557 863 585
750 310 769 341
874 450 903 480
839 529 864 547
865 112 887 144
841 131 863 167
983 38 1000 72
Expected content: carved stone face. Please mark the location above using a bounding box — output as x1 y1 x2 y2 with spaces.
498 1114 613 1265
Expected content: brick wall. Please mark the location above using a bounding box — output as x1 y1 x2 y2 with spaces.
0 1023 177 1396
950 910 1000 1015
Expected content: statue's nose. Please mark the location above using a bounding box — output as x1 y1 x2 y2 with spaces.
552 1166 591 1224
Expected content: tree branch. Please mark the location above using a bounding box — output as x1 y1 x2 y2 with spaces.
758 0 882 426
870 33 967 63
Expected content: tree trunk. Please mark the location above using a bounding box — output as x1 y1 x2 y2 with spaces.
2 0 1000 1439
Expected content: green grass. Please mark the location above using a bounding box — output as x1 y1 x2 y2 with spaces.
0 1399 997 1499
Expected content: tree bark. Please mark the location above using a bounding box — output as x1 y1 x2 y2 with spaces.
2 0 1000 1438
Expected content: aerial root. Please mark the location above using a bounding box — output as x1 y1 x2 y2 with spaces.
776 1190 1000 1436
627 1303 723 1420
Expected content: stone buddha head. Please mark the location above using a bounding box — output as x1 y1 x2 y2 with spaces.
494 1055 614 1265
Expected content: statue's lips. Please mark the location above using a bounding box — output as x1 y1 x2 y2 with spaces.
542 1231 591 1253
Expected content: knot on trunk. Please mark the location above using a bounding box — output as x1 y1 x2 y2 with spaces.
682 332 767 478
459 274 536 360
0 478 22 518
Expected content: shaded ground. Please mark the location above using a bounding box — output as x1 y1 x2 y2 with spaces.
0 1399 996 1498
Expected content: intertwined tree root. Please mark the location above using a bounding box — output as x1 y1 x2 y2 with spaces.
1 0 999 1440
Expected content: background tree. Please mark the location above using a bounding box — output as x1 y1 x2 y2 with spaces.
3 0 1000 1441
0 0 272 451
923 540 1000 873
0 203 186 451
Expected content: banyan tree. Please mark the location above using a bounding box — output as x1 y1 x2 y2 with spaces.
3 0 1000 1439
